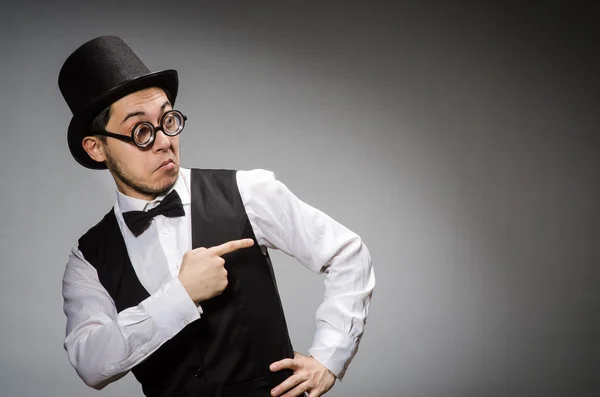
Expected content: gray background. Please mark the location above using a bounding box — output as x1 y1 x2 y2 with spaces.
0 1 598 397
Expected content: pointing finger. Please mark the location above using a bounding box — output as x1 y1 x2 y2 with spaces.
209 238 255 257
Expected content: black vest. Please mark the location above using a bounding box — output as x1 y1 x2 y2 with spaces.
78 169 294 397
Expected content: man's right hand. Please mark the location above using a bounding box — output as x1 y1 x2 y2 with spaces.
178 238 255 303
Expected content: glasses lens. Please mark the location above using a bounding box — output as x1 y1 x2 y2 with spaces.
162 111 185 135
133 122 155 147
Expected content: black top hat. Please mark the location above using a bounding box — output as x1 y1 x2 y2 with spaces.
58 36 179 169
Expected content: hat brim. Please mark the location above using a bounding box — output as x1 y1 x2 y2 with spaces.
67 69 179 170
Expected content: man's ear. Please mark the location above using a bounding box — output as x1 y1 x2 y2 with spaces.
82 136 107 164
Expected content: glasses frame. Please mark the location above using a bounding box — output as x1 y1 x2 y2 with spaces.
92 109 187 149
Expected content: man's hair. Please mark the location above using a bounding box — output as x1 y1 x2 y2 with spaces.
90 104 112 144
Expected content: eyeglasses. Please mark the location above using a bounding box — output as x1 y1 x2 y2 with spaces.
93 110 187 149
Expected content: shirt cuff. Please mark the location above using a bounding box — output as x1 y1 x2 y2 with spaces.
140 277 201 341
308 325 359 381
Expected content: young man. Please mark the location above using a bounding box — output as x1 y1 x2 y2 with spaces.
58 36 374 397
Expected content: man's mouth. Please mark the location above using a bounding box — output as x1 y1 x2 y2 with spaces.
157 159 176 171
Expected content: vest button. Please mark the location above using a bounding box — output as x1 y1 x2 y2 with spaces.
193 367 205 378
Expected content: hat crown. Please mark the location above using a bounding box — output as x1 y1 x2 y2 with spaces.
59 36 151 114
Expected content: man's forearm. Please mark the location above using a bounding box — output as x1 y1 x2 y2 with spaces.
308 236 375 379
63 248 200 388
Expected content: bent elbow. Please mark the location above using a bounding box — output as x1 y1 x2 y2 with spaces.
76 365 124 390
65 343 113 390
84 376 107 390
64 365 101 390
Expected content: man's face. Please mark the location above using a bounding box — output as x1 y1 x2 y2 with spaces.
99 87 181 199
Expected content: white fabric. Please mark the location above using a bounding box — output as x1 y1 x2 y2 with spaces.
62 168 375 389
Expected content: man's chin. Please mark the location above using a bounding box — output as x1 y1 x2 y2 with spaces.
156 166 179 190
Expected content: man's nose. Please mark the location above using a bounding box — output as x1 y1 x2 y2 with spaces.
152 129 171 151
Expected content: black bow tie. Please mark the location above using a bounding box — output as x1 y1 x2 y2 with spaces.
123 189 185 237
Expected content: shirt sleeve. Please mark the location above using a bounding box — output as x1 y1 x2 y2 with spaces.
236 169 375 380
62 246 201 389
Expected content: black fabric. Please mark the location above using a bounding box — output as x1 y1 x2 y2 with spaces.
58 35 179 170
123 189 185 236
78 169 295 397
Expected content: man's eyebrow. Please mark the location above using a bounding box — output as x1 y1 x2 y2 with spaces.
120 101 171 125
121 111 145 125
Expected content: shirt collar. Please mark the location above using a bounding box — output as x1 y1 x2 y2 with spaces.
114 168 191 215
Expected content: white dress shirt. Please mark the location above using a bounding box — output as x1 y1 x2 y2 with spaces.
62 168 375 390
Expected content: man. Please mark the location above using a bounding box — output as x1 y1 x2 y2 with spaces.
58 36 374 397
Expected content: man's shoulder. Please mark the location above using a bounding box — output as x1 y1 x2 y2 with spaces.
187 167 237 174
184 167 275 179
187 168 278 196
186 167 239 186
78 208 118 247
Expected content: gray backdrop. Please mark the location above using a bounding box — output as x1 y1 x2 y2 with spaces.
0 1 598 397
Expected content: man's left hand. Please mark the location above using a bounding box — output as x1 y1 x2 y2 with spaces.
269 351 336 397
